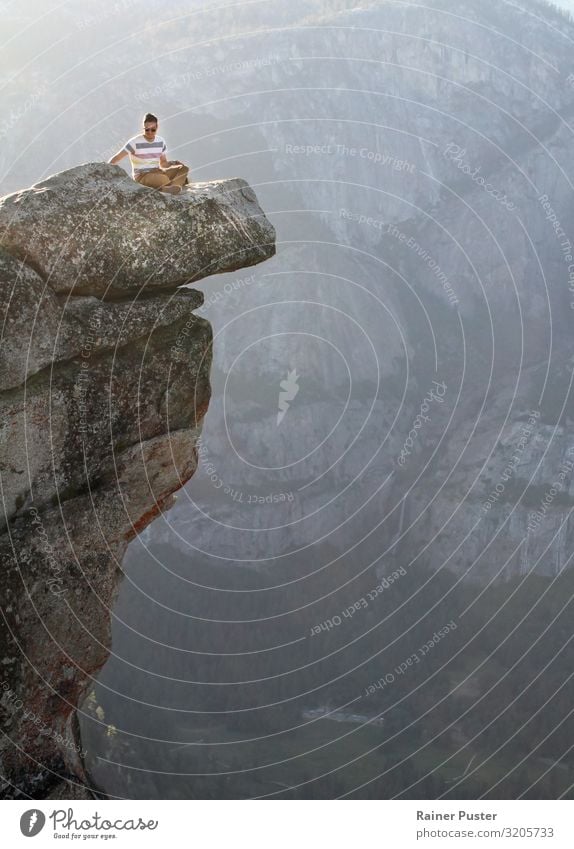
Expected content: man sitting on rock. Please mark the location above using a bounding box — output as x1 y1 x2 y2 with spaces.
108 113 189 194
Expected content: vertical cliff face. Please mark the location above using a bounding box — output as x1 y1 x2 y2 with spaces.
0 163 275 798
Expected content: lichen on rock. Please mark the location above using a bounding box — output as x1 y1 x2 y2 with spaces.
0 162 275 298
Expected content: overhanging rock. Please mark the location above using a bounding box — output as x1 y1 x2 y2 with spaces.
0 162 275 298
0 164 276 799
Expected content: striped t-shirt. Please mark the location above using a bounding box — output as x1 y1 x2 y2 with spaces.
123 134 167 175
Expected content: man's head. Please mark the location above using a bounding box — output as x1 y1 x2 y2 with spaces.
143 113 158 139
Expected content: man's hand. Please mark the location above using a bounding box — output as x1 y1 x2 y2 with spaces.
108 149 128 165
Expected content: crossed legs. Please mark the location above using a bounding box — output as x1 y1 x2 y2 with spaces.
135 163 190 193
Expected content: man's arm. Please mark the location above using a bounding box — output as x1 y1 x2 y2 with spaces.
160 154 183 167
108 149 128 164
159 140 181 169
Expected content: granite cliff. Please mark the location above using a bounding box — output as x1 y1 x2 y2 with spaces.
0 163 275 798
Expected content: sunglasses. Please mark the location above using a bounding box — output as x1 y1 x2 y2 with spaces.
143 127 157 132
